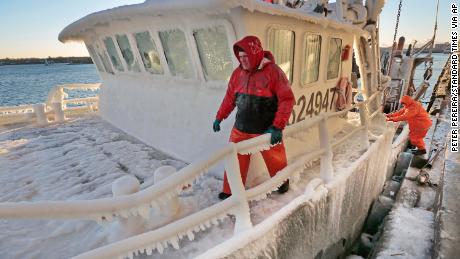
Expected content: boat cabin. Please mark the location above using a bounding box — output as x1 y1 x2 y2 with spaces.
59 0 375 162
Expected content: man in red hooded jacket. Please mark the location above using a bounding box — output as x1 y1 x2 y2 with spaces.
212 35 295 200
386 95 432 155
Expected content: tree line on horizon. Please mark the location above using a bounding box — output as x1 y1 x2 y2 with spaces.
0 56 93 65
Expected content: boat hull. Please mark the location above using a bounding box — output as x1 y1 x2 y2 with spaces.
199 127 398 259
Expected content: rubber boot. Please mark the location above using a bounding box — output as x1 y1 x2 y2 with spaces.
218 192 231 200
277 180 289 194
411 149 426 156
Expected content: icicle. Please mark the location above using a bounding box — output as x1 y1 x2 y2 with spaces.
120 210 129 218
157 197 167 207
104 214 113 221
255 193 267 201
199 223 206 231
164 191 174 200
150 200 159 209
127 252 133 259
187 230 195 241
193 225 201 232
156 243 164 254
95 215 104 224
146 247 153 255
130 208 139 217
183 184 193 193
218 214 227 222
211 217 219 225
169 237 180 249
204 220 211 228
138 206 150 219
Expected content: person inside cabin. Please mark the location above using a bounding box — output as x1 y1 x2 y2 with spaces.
386 95 432 155
212 35 295 200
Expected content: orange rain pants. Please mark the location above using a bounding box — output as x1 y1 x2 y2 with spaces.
222 128 287 195
409 127 430 150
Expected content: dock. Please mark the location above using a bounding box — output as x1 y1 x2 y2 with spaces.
370 55 459 258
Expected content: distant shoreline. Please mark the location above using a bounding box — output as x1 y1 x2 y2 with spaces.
0 57 93 66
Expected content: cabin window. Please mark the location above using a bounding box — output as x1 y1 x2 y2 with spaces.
103 37 124 72
94 43 114 74
327 38 342 80
115 34 141 72
159 29 193 79
267 28 295 82
302 34 321 85
86 45 105 73
99 51 114 74
134 31 164 75
193 26 233 81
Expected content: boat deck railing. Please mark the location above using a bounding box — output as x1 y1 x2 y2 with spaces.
0 83 101 126
0 90 383 259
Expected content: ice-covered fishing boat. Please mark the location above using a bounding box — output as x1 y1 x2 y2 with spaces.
0 0 445 258
55 0 386 162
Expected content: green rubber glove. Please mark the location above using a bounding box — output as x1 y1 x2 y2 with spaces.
265 126 282 145
213 119 221 132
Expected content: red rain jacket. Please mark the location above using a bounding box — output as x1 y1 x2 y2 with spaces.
215 36 295 134
388 95 432 130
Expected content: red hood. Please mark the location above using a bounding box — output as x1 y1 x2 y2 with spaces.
400 95 415 106
233 35 273 71
263 51 275 62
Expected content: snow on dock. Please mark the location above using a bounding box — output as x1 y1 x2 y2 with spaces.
0 113 383 258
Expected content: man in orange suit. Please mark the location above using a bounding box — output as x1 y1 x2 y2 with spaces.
386 95 432 155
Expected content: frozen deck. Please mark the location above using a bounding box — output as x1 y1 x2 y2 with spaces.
0 111 393 258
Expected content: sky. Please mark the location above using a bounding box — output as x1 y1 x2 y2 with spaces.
0 0 452 59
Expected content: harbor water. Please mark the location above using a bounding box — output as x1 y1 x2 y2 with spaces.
0 63 100 106
0 54 449 107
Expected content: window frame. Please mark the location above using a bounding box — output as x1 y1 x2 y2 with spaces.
115 33 142 73
132 30 165 76
188 19 238 85
300 32 322 87
157 26 197 80
86 43 105 73
266 25 296 84
102 35 127 73
326 37 343 81
93 39 115 74
133 28 172 78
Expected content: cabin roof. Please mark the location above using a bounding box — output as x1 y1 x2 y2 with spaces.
59 0 363 43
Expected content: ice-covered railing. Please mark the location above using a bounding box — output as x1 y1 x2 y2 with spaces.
0 91 382 259
0 104 36 126
46 83 100 112
0 83 100 126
